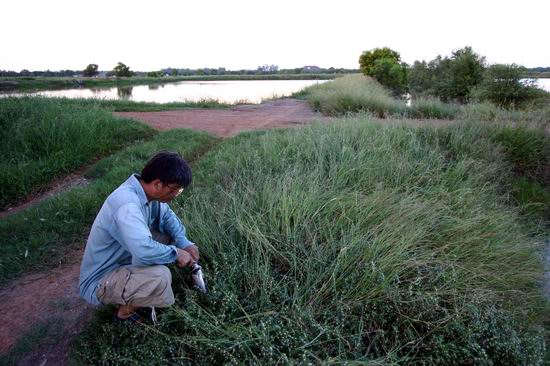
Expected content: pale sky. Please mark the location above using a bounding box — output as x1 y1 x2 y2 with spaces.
1 0 548 72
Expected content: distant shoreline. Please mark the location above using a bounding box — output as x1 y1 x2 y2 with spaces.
0 74 341 93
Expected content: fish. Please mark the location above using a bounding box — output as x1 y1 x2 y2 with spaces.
191 262 208 293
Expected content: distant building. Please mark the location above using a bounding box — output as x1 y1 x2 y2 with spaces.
303 65 321 72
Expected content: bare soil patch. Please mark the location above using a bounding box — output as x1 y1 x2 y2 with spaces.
114 98 329 137
0 248 92 365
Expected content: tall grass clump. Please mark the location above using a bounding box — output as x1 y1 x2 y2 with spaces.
303 74 407 117
0 96 155 208
408 97 460 119
74 118 548 364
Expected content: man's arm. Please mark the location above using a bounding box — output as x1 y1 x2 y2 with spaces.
115 203 179 265
158 204 200 261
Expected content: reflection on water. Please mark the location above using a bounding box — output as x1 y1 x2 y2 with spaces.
12 80 327 104
117 86 133 99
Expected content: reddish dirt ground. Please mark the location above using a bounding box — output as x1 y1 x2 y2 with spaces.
0 98 327 365
114 98 329 137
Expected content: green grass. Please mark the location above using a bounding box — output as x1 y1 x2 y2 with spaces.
0 97 157 208
50 97 233 112
0 129 218 283
302 74 550 127
0 318 64 366
72 117 549 364
303 74 407 117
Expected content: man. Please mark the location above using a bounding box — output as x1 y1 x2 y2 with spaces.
79 151 199 322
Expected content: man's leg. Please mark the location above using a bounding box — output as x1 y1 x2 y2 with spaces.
96 265 175 318
151 229 174 245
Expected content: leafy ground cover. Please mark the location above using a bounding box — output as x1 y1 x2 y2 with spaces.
73 117 549 364
0 128 217 283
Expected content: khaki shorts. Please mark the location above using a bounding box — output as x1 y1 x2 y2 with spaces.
95 230 176 307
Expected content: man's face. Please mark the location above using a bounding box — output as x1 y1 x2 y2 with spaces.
154 181 184 203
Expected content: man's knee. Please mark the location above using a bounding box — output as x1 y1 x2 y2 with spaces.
97 265 174 307
150 265 172 286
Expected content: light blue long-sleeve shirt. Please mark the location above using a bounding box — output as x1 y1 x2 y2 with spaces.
79 174 193 305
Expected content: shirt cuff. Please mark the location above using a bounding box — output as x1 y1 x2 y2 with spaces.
175 237 194 249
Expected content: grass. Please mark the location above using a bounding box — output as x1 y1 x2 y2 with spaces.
303 74 407 117
0 97 157 208
0 128 218 283
0 318 64 366
302 74 550 127
0 74 337 92
50 97 234 112
72 117 549 364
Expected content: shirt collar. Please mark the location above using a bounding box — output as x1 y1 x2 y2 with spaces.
127 174 149 206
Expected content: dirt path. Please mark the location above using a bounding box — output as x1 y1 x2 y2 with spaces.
114 98 329 137
0 98 326 365
0 249 93 365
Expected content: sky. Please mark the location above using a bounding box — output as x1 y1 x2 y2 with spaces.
1 0 548 72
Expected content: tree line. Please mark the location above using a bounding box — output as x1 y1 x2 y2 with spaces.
0 63 356 78
358 46 546 108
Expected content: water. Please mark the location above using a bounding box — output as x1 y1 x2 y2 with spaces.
8 80 327 104
530 78 550 92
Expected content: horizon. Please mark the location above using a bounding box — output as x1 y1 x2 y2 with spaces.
2 0 549 72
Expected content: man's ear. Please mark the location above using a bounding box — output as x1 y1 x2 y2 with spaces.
152 179 163 191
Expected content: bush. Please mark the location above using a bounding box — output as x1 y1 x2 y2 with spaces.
359 47 401 76
408 46 486 103
370 58 407 96
473 64 539 108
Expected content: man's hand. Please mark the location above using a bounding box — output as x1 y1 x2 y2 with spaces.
175 248 193 268
183 245 200 262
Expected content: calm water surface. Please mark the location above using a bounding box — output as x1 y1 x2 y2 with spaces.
19 80 328 104
532 78 550 92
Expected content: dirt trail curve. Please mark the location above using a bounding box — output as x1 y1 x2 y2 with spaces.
0 98 327 365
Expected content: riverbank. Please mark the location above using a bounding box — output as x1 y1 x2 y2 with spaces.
0 73 339 93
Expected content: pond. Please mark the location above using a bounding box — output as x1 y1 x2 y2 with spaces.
12 80 328 104
531 78 550 92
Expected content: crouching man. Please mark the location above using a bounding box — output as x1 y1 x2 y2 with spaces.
79 151 198 322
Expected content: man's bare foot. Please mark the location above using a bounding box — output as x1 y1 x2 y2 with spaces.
117 304 140 319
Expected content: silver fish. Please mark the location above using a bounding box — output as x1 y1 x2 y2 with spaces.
191 262 208 293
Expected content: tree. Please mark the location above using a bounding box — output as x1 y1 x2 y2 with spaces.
408 60 433 97
447 46 485 102
83 63 99 77
112 62 132 77
359 47 401 76
409 47 486 103
370 58 407 96
473 64 538 108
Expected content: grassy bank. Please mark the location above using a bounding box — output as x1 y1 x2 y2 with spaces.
302 74 550 125
49 97 233 112
73 117 549 364
0 97 157 209
0 129 217 283
0 74 337 93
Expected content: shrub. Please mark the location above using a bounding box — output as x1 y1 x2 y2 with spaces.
473 64 539 108
370 58 407 96
359 47 401 76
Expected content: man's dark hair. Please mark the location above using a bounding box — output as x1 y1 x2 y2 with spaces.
141 151 192 187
